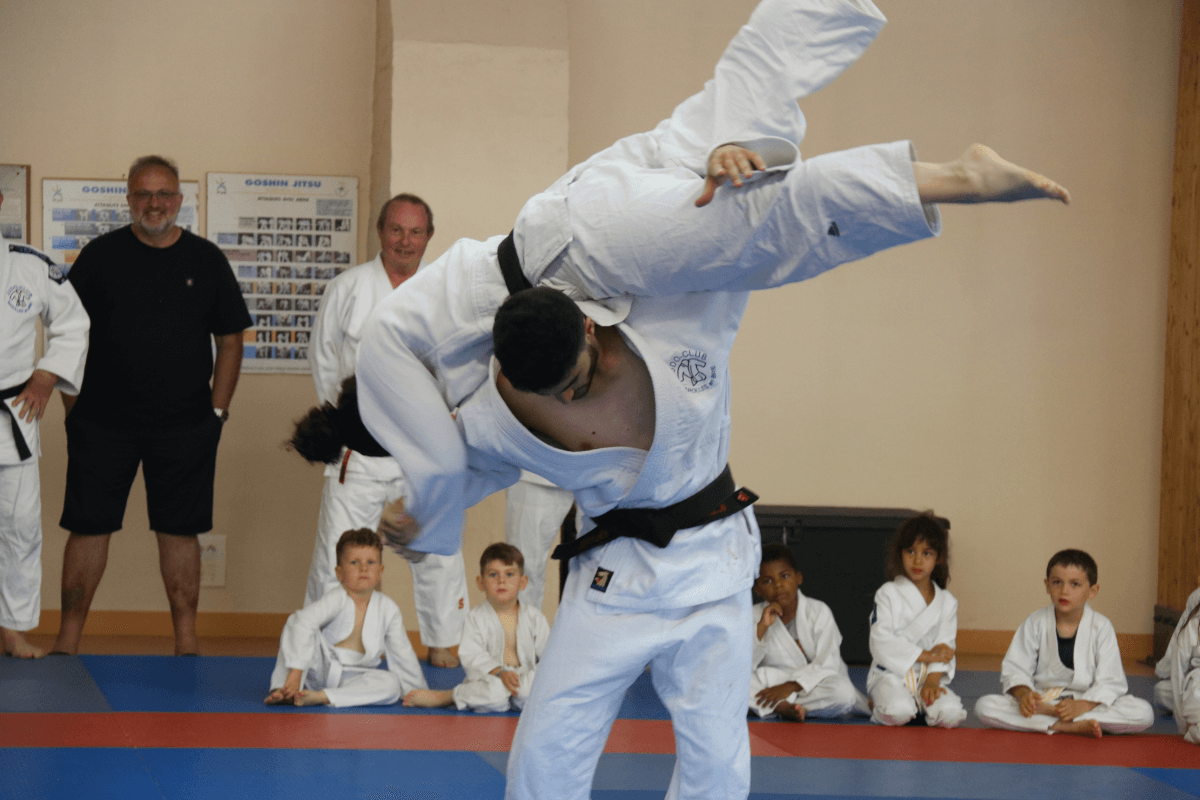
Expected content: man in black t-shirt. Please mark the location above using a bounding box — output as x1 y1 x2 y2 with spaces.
52 155 251 656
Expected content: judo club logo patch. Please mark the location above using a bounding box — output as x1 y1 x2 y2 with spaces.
669 349 716 394
590 567 613 593
6 284 33 313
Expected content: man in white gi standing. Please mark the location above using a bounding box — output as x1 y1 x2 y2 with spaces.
308 194 467 667
0 190 89 658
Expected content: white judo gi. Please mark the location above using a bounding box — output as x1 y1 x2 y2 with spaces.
1164 599 1200 744
973 604 1153 735
867 576 968 728
354 0 939 562
750 591 866 718
270 584 427 707
308 256 467 647
504 471 574 611
0 238 88 632
1156 587 1200 720
452 600 550 713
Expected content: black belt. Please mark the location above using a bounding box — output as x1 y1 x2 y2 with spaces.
0 382 33 461
551 465 758 561
497 231 532 294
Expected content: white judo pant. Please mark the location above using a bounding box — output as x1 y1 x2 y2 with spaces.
505 568 753 800
868 667 967 728
974 690 1155 735
503 479 574 612
454 667 537 713
307 470 467 647
270 643 400 708
749 666 866 718
1158 675 1200 743
0 461 41 631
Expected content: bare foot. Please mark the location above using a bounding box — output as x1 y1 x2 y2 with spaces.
1052 718 1102 738
1 628 47 659
915 144 1070 205
293 689 330 707
403 688 455 708
427 646 460 668
774 702 806 723
264 689 293 705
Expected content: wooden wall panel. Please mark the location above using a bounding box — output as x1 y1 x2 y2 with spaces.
1160 0 1200 613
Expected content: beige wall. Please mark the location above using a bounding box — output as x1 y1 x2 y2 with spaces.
3 0 1181 637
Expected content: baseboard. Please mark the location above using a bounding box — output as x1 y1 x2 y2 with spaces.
957 629 1154 661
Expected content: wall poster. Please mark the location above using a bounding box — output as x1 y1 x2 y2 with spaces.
0 165 31 242
206 173 358 374
41 178 200 266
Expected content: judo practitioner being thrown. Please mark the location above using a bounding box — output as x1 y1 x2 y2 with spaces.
291 0 1069 796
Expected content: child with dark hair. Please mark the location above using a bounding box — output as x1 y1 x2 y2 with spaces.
974 548 1154 737
750 544 866 721
265 529 426 707
404 542 550 712
867 512 967 727
1157 587 1200 744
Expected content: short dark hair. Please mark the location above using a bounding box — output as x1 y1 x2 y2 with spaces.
336 528 383 563
493 287 585 392
885 511 951 588
376 193 433 236
127 155 179 188
760 543 797 572
480 542 525 574
287 376 389 464
1046 548 1098 585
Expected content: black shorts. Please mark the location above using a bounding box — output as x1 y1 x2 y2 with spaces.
60 413 224 536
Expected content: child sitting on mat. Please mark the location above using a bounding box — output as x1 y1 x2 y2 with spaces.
403 542 549 712
749 543 866 721
1156 586 1200 744
266 528 426 707
974 549 1153 737
867 512 967 728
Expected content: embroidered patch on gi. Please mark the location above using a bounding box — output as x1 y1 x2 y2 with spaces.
6 284 33 313
669 349 716 394
458 598 464 609
590 567 613 593
827 221 841 237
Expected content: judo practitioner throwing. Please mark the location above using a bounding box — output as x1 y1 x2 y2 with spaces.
291 0 1069 796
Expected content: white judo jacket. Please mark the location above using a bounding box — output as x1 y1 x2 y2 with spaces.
1000 604 1127 708
752 590 850 691
459 600 550 682
868 576 958 689
0 238 88 464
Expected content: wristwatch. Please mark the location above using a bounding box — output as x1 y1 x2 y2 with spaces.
213 407 229 423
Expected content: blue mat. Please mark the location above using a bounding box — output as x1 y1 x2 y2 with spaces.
0 655 112 712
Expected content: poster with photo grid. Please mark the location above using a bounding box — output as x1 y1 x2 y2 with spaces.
206 173 358 374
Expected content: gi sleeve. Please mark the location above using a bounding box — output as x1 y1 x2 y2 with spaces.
792 602 843 692
1000 613 1041 695
929 592 958 681
279 590 344 672
382 601 428 694
37 269 89 395
1080 615 1128 708
868 585 922 676
459 607 503 681
531 608 550 664
310 276 350 406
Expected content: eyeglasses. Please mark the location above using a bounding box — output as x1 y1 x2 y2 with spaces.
128 190 181 202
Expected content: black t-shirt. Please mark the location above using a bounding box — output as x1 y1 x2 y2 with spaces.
68 226 252 428
1056 632 1076 671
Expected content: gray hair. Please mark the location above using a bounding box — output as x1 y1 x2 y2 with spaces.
128 155 179 188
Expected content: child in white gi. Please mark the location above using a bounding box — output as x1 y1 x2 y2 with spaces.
867 512 967 728
404 542 550 712
750 544 866 721
265 529 426 707
1157 587 1200 744
974 549 1154 737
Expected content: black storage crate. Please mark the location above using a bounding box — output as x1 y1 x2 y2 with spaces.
754 505 949 664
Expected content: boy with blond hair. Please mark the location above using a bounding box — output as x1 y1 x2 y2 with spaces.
266 528 426 707
404 543 549 712
974 549 1153 737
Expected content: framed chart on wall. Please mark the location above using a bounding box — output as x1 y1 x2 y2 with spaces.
0 165 31 243
41 178 200 267
205 172 358 374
